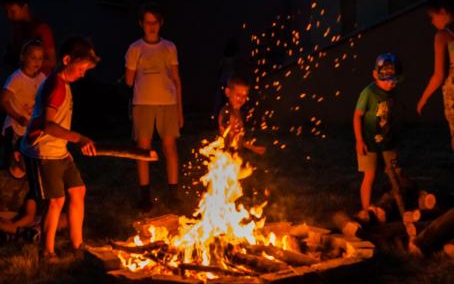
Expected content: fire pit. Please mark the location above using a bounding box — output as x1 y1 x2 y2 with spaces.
86 136 374 283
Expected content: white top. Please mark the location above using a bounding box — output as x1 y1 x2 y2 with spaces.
125 38 179 105
2 69 46 136
21 74 73 159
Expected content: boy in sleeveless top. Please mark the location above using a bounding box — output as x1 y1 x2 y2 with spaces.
417 0 454 151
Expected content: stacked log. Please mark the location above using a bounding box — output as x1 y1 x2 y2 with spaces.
332 211 361 237
413 208 454 255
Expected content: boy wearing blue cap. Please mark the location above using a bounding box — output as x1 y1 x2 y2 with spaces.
353 53 401 222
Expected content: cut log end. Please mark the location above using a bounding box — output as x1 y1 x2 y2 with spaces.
418 192 436 211
443 241 454 258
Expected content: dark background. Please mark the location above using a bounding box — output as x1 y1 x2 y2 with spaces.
0 0 445 138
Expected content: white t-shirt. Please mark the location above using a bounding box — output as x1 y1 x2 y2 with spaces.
125 38 178 105
21 74 72 159
2 69 46 136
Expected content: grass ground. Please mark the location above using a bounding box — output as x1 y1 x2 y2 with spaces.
0 116 453 284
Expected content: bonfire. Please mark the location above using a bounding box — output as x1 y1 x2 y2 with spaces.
86 135 374 283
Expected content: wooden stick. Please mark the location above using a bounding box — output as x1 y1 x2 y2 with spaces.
109 240 167 254
229 252 289 273
245 244 317 266
178 263 250 277
91 144 159 161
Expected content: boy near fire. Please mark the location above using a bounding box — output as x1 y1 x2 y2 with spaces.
353 53 401 222
218 76 266 155
20 36 99 261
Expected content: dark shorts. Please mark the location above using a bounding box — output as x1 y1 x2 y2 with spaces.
24 156 85 200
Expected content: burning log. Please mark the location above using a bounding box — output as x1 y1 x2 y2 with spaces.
229 252 290 273
244 244 318 266
109 240 167 254
413 208 454 255
91 144 159 161
332 211 361 237
178 263 253 277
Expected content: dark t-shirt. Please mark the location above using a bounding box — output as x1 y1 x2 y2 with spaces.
355 83 395 152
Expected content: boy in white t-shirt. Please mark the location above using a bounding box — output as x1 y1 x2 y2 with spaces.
0 39 46 179
125 2 183 211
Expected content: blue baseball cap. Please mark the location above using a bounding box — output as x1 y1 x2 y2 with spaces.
375 53 399 81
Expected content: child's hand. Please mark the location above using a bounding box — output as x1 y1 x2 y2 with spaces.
356 141 368 156
252 145 266 155
78 135 97 156
416 99 426 116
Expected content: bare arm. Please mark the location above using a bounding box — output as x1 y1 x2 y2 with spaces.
243 141 266 155
171 65 184 128
353 109 367 155
43 107 96 156
0 88 28 126
125 68 136 87
417 31 447 115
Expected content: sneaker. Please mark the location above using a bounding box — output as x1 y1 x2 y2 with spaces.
71 243 86 261
40 251 60 265
355 209 370 223
369 206 386 223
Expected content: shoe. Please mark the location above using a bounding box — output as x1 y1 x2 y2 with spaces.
40 251 59 264
355 209 370 223
71 243 86 261
368 206 386 223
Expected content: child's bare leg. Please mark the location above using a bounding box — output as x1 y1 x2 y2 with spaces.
360 170 376 210
67 186 85 249
136 137 151 186
43 197 65 253
162 136 178 185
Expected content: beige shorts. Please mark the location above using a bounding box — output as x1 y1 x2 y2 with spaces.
357 150 398 172
132 105 180 140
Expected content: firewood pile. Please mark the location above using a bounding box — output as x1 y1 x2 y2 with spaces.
85 214 375 284
331 163 454 258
